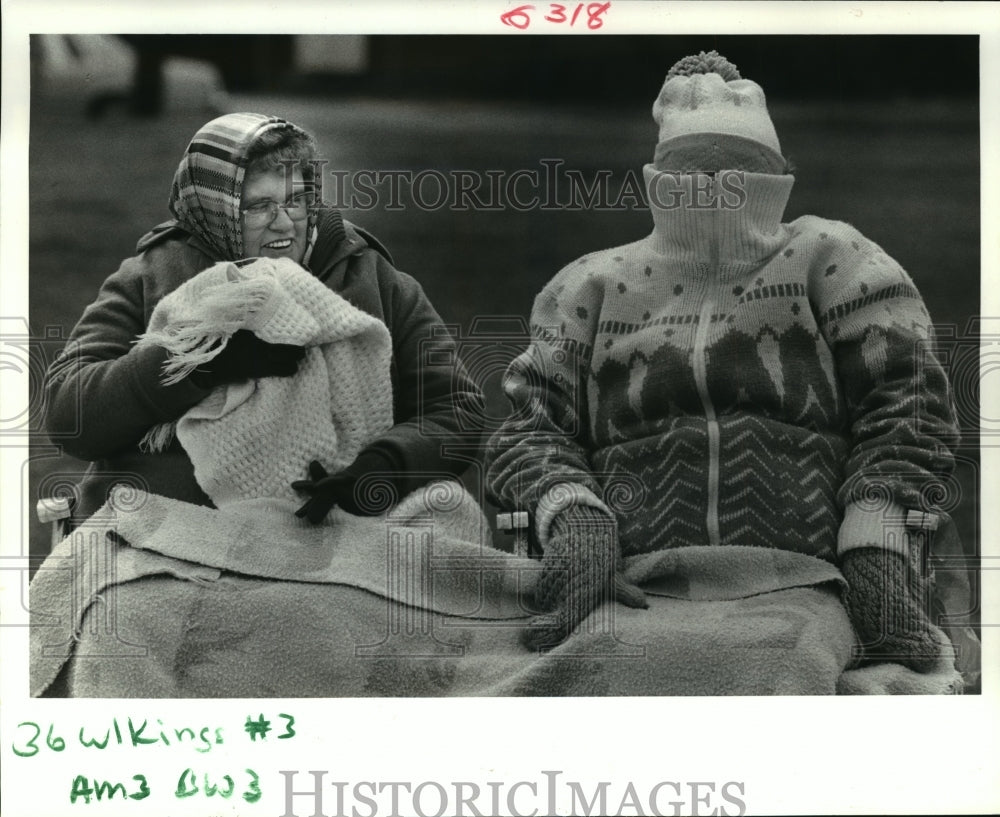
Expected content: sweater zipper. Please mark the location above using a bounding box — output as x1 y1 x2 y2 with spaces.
692 178 722 547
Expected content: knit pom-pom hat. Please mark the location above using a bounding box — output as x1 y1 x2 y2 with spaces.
652 51 783 164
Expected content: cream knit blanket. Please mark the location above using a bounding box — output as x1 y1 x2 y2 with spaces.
138 257 395 507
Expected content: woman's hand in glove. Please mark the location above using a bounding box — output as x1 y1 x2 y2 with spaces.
292 451 398 523
524 505 647 651
839 547 942 673
188 329 306 388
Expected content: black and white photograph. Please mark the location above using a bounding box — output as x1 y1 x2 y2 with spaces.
2 2 998 815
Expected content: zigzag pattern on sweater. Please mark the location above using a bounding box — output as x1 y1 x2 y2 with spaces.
594 431 710 553
717 414 846 555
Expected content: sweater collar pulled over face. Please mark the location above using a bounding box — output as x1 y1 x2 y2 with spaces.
642 164 794 278
167 112 314 263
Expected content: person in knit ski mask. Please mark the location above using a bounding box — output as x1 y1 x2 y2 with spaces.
45 112 485 528
486 52 961 677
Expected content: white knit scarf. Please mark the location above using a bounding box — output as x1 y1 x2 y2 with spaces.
138 257 394 507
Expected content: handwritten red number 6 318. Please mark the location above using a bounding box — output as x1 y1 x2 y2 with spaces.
501 3 610 30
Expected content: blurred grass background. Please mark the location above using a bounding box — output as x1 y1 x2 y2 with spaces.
26 37 981 610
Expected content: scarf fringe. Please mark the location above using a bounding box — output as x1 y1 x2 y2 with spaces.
139 421 178 454
138 276 274 384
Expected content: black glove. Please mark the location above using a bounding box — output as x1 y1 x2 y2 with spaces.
840 547 941 673
188 329 306 389
292 450 399 523
524 505 647 650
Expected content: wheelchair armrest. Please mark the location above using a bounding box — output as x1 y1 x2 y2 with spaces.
36 497 73 548
495 510 542 558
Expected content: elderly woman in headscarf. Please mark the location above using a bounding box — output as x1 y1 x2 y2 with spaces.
44 112 485 528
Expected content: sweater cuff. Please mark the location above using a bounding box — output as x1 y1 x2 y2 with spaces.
345 446 400 481
129 343 212 421
535 482 611 550
837 501 941 559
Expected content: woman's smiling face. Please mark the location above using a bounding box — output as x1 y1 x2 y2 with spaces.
240 165 309 264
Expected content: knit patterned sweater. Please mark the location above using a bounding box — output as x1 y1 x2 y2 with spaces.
486 167 960 560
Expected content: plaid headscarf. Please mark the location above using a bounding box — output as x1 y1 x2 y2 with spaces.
168 112 316 262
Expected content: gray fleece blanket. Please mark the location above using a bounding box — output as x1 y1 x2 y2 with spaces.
30 488 964 697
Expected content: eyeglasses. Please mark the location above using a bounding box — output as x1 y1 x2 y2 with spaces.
240 190 313 228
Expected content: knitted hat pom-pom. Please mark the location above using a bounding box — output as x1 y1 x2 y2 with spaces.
666 50 742 81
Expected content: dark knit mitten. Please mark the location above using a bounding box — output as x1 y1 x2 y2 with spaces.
840 547 941 673
188 329 306 388
524 505 647 650
292 450 399 523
